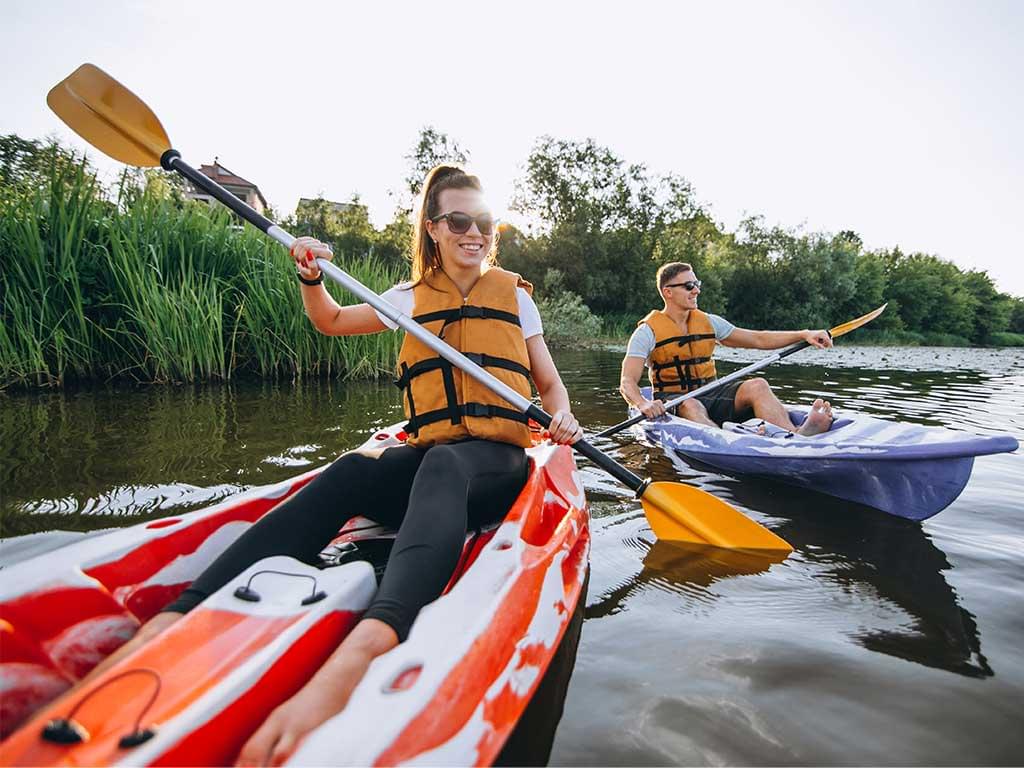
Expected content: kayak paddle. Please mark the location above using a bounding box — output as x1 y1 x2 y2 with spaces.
596 303 887 438
47 63 792 555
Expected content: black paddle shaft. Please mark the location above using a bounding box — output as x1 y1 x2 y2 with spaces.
161 150 277 234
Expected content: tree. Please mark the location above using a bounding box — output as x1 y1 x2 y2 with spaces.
403 127 470 201
1008 298 1024 334
960 270 1010 344
509 136 708 316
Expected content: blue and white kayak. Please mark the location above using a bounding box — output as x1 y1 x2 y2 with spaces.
633 388 1019 521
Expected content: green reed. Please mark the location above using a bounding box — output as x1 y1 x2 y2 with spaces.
0 156 104 385
0 150 407 388
234 244 403 380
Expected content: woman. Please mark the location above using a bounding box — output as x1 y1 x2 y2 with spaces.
87 165 582 766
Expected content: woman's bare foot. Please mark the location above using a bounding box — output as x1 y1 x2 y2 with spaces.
235 618 399 767
797 399 833 437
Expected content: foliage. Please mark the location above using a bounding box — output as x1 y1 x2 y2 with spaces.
533 270 603 347
403 126 470 201
0 136 402 388
287 195 409 267
3 130 1022 391
988 332 1024 347
506 136 704 317
504 136 1022 346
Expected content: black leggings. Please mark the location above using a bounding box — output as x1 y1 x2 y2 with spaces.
165 440 529 641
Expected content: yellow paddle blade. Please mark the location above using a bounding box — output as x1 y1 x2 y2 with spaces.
830 303 887 339
47 63 171 167
641 481 793 555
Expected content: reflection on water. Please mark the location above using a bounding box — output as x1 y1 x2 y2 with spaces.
2 346 1022 765
0 379 403 535
791 510 992 679
724 478 993 679
587 537 786 619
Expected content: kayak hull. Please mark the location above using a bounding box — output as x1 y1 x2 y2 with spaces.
658 433 975 521
0 425 589 766
636 388 1018 520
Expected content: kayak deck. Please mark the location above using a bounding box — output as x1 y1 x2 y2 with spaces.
0 425 589 766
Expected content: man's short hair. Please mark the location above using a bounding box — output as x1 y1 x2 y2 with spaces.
656 262 694 290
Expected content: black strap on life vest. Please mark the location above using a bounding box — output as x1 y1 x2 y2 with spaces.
398 304 529 435
653 374 717 392
653 332 716 350
652 326 716 393
651 356 713 371
394 354 530 390
652 356 715 393
396 353 531 436
413 305 521 337
404 402 530 436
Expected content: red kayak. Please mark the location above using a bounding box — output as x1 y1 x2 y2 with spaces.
0 425 589 766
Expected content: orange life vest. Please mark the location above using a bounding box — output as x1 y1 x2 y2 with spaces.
396 267 534 449
641 309 718 394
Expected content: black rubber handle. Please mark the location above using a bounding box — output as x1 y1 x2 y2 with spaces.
161 150 275 234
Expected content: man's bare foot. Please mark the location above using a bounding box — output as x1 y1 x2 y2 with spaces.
797 399 833 437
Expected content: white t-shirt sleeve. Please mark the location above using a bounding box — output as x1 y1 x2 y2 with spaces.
626 324 656 360
372 284 543 338
373 284 414 330
517 288 543 339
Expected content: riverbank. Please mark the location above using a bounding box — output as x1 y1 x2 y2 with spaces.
579 341 1024 375
581 334 1024 355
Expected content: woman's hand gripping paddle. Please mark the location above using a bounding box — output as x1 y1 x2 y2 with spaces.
47 63 792 556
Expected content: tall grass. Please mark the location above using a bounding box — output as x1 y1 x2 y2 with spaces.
0 151 405 388
0 155 103 385
235 245 402 379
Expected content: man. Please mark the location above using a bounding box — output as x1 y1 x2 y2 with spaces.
619 261 835 436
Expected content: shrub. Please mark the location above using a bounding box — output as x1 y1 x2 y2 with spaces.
989 332 1024 347
535 291 603 347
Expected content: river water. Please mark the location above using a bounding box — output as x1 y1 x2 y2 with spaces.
1 346 1022 765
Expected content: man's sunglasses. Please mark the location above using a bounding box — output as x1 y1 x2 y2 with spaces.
430 211 496 236
664 279 702 291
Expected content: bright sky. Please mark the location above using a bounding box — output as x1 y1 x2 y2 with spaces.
3 0 1022 295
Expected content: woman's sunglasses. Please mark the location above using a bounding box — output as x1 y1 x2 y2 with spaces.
431 211 496 236
665 279 702 291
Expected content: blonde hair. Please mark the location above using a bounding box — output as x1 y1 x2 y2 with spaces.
411 164 498 283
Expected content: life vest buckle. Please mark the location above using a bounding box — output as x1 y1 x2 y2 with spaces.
462 402 493 417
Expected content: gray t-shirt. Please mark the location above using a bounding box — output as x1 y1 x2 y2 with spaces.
626 313 735 362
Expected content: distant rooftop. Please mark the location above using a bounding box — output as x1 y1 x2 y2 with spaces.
194 159 268 210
